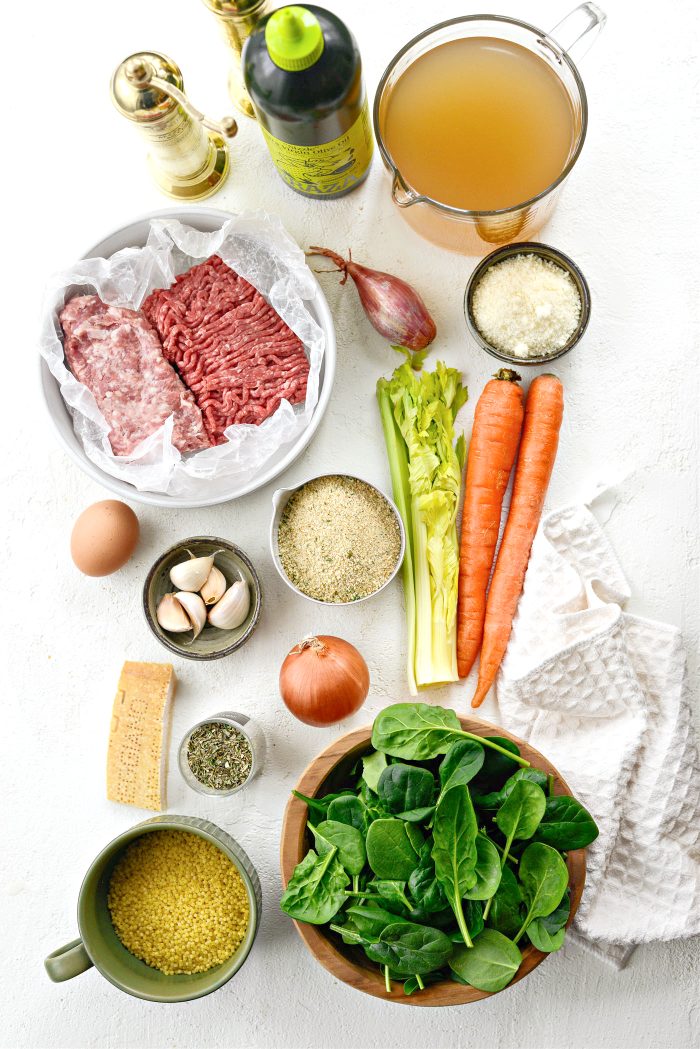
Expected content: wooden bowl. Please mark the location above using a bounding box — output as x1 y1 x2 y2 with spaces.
280 715 586 1007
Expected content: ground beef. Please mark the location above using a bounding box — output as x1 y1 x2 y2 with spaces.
60 296 210 457
143 256 309 445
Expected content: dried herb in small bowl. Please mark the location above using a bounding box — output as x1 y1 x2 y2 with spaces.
186 721 253 792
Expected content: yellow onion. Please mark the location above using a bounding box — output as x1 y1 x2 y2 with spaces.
279 635 370 727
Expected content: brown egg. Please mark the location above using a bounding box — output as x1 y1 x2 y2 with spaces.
70 500 140 577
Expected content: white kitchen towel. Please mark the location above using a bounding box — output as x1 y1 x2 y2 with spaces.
496 503 700 967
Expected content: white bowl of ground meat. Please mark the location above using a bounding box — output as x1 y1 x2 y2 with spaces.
40 207 336 508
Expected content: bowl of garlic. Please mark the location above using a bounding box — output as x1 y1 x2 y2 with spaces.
143 537 262 660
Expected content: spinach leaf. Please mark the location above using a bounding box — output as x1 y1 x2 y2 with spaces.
357 781 388 823
377 763 435 817
473 768 548 810
397 806 436 823
371 703 462 759
403 972 440 996
371 703 528 766
412 906 458 930
527 892 570 952
448 899 485 941
403 975 421 996
279 847 349 924
449 929 522 993
330 919 368 946
366 818 422 880
432 785 478 945
310 820 366 876
487 864 523 938
327 795 367 833
348 879 414 915
471 737 523 792
533 796 599 850
405 821 426 856
342 903 399 939
356 892 409 917
408 845 448 914
365 921 454 975
494 779 547 865
362 750 388 793
480 780 546 923
527 920 565 952
438 739 485 795
515 842 569 943
543 891 570 929
292 788 355 817
464 834 502 901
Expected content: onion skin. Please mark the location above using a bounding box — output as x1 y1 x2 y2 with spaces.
279 635 370 727
308 247 436 351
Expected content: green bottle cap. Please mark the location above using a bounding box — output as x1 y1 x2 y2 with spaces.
265 6 325 72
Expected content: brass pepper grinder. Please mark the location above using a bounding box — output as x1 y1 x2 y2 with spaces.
110 52 238 200
200 0 271 118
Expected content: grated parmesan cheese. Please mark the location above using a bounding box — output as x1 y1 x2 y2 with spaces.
472 253 582 358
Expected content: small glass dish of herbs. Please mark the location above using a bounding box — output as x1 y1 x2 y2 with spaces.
178 712 262 797
280 703 599 1002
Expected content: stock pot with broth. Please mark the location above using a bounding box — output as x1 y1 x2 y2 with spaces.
373 4 606 255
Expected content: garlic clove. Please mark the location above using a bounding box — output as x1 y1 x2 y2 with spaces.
208 581 250 630
169 551 216 592
156 593 192 634
173 591 207 641
200 564 227 606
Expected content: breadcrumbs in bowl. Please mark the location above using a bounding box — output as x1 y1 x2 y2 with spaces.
275 474 404 604
108 829 249 975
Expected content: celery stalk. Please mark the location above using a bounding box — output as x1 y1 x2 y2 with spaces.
377 363 467 691
377 379 418 695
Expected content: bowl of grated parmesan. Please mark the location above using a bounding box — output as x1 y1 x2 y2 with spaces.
464 243 591 366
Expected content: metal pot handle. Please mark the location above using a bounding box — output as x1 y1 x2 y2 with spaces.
549 3 607 62
391 171 427 209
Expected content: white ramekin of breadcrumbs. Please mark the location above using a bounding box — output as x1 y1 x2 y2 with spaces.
272 473 405 605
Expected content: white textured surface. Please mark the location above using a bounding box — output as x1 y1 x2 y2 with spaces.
2 0 699 1047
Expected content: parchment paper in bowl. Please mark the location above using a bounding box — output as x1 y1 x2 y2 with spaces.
39 213 325 498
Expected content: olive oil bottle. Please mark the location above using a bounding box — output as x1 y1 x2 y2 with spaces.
243 4 373 198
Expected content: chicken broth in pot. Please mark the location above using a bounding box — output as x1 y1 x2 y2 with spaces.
381 37 576 213
374 7 606 254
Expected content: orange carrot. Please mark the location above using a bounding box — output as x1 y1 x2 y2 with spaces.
457 370 524 679
472 374 564 708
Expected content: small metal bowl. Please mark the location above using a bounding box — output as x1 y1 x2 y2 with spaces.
178 711 266 797
270 473 405 606
143 537 262 660
464 242 591 366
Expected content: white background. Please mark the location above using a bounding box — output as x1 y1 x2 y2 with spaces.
2 0 699 1047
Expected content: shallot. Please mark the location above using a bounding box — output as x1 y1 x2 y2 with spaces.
308 246 436 351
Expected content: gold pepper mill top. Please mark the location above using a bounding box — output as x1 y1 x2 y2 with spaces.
201 0 271 118
111 51 238 201
112 53 183 122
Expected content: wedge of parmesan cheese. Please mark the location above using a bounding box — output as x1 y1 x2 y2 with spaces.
106 661 175 811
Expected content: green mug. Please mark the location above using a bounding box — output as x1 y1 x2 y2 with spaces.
44 814 261 1003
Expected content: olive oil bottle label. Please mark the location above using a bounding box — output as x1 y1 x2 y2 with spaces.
260 99 373 197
